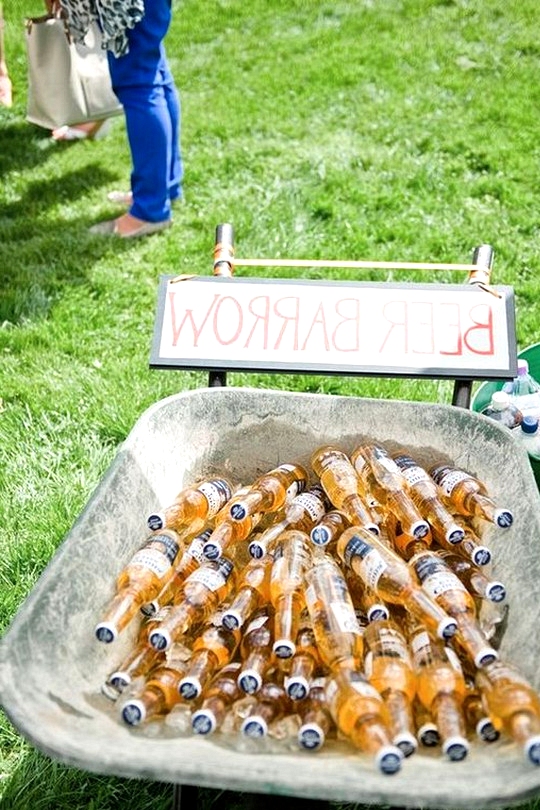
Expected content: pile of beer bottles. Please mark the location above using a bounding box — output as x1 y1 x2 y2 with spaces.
94 443 540 776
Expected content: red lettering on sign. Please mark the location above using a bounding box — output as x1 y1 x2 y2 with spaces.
411 301 435 354
301 302 330 352
273 296 301 351
168 290 219 347
439 303 462 355
379 300 408 354
212 296 243 345
332 298 360 352
463 304 494 355
244 295 271 350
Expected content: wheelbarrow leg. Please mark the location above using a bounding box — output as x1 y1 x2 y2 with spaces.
171 783 199 810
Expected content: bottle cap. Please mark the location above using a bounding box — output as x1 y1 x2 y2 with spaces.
517 358 530 376
95 622 118 644
179 676 202 700
375 745 403 775
437 617 458 640
417 722 440 747
237 668 262 695
442 735 469 761
485 581 506 603
367 604 390 622
490 391 512 410
148 628 171 652
101 680 123 701
494 508 514 529
273 638 296 659
108 670 131 691
147 512 165 531
474 646 499 668
191 709 217 735
121 699 146 726
472 545 492 566
229 502 248 522
221 609 243 631
298 722 325 751
521 415 540 434
394 731 418 758
140 600 159 618
248 539 265 559
365 522 381 536
525 735 540 765
202 541 222 561
445 524 465 544
285 675 310 701
310 525 332 546
241 716 268 738
410 520 430 540
476 717 500 743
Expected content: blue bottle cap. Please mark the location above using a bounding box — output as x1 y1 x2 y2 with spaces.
521 416 539 434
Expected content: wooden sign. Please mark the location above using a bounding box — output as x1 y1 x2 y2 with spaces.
150 276 517 380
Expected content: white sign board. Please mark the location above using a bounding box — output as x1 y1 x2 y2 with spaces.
150 276 517 380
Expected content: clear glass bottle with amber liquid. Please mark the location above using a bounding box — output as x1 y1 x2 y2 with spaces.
240 680 291 739
392 454 464 546
345 569 390 624
285 616 322 701
463 672 500 743
409 547 498 668
413 698 440 748
325 668 403 774
201 501 265 561
429 463 514 530
311 446 379 535
336 526 458 641
351 445 431 543
248 485 328 559
303 554 364 674
191 662 243 736
178 621 241 701
95 529 185 644
309 509 351 551
120 655 187 726
270 530 312 659
363 618 418 758
296 677 335 751
476 659 540 765
228 463 309 523
407 616 469 761
146 477 233 532
220 553 274 631
237 607 276 695
437 549 506 604
148 556 236 652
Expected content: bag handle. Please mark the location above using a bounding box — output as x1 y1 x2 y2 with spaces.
25 9 71 42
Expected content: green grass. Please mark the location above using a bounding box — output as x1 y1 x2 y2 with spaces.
2 0 540 807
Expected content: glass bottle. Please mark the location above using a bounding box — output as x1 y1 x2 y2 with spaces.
436 549 506 604
201 506 264 561
228 463 309 522
191 662 243 735
120 656 187 726
148 556 236 651
325 668 403 774
345 569 390 624
445 521 493 567
296 678 335 751
270 530 312 659
413 698 440 748
476 659 540 765
407 618 469 761
240 680 291 738
351 444 431 543
146 477 233 532
463 672 500 743
503 358 540 420
363 618 418 758
409 548 498 667
392 453 464 545
336 526 457 641
237 607 276 694
429 463 514 530
310 445 379 535
309 509 351 550
481 390 523 430
285 617 322 701
95 529 185 643
220 553 274 631
178 622 241 700
303 554 364 673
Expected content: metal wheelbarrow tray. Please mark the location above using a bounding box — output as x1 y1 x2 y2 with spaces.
2 387 540 809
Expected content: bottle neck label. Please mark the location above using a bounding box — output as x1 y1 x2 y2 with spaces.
343 534 388 590
292 491 326 522
199 480 232 518
413 555 467 599
430 467 469 496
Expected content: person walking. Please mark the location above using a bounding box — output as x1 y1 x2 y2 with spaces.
0 3 12 107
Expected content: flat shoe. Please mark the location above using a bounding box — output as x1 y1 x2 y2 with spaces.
52 119 111 142
89 217 172 239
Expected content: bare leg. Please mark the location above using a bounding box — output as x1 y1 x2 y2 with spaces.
0 5 13 107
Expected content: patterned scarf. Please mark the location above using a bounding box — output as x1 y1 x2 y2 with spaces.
59 0 145 57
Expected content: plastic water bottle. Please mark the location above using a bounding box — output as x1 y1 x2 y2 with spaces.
518 416 540 461
503 359 540 420
480 391 522 430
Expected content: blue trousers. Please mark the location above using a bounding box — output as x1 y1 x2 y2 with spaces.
107 0 183 223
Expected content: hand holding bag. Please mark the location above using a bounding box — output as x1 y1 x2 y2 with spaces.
25 12 123 130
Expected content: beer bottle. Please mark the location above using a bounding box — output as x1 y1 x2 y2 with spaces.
270 530 312 659
240 680 291 739
352 445 431 543
336 526 458 641
476 659 540 764
95 529 185 643
309 509 350 550
120 657 187 726
248 485 328 559
392 454 464 545
191 662 243 735
325 668 403 774
409 548 498 667
220 553 274 631
345 569 390 624
178 622 241 700
146 477 233 532
463 673 500 743
201 506 264 561
413 698 440 748
148 556 236 652
303 554 364 674
429 463 514 529
436 549 506 604
407 617 469 761
363 618 418 758
141 528 213 617
228 463 309 523
285 617 322 701
296 678 335 751
237 607 276 694
310 446 379 535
